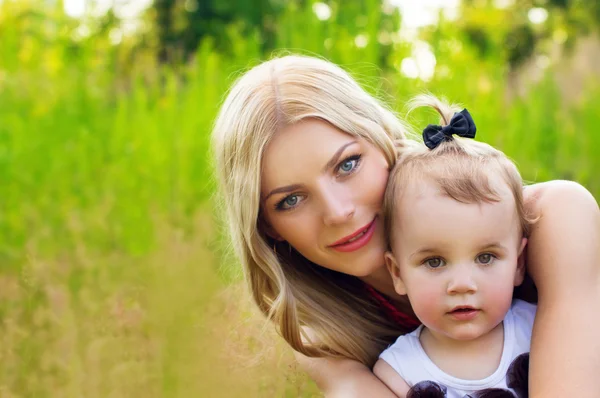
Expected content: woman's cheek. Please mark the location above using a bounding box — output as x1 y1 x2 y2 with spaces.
359 162 389 207
279 212 316 251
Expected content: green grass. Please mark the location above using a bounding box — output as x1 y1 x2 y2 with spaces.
0 1 598 396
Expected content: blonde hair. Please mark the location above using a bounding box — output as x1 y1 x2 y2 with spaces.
383 94 534 246
212 55 414 366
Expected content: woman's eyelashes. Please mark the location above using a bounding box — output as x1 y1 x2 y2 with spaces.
335 154 361 177
273 154 363 211
275 193 306 211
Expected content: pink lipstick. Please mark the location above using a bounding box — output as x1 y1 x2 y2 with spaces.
329 218 377 253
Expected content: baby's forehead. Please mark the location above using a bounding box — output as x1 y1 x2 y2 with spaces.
391 176 517 217
398 171 513 198
391 185 520 243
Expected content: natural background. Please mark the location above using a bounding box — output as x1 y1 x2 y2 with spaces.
1 0 599 397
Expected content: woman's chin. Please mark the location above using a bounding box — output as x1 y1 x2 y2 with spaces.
353 262 387 278
335 250 386 278
304 244 386 278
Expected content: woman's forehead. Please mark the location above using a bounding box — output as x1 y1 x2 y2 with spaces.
263 119 358 164
260 119 367 190
271 118 352 144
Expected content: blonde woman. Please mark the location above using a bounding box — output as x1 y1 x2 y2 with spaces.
211 55 600 397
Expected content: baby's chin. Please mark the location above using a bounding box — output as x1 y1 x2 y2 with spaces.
423 323 492 342
443 324 500 342
445 330 487 341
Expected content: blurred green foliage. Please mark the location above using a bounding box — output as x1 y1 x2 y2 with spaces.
146 0 600 67
0 0 598 396
148 0 400 63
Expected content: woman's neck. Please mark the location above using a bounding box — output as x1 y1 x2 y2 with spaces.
359 265 413 315
359 264 397 298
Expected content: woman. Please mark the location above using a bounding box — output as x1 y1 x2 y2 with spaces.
211 55 600 397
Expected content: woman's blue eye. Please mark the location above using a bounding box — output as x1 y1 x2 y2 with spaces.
284 196 298 207
340 160 355 172
276 194 303 210
337 155 361 175
477 253 495 265
425 258 444 268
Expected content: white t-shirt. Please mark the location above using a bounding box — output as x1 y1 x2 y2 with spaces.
379 300 536 398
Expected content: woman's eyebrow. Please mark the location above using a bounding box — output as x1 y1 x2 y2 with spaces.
322 140 358 173
263 141 359 203
263 184 302 203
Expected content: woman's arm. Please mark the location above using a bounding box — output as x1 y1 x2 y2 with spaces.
524 180 600 397
295 352 398 398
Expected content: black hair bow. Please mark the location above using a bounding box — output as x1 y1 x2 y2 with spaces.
422 109 477 150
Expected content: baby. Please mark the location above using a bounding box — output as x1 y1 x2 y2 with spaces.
373 96 536 398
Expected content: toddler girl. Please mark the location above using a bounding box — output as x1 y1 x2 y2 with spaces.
373 96 536 398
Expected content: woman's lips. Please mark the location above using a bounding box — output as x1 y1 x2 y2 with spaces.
329 218 377 253
447 307 480 321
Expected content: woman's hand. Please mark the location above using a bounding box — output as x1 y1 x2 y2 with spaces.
524 180 600 397
295 351 398 398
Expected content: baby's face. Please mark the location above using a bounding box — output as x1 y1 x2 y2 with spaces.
385 178 526 342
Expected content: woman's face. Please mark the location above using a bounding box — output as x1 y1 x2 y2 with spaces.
260 118 390 277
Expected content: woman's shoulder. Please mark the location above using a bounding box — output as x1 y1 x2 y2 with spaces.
524 180 595 207
523 180 598 224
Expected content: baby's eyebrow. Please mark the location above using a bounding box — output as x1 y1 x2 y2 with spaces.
476 243 508 252
408 248 438 261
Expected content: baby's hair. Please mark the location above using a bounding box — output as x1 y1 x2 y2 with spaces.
383 94 535 246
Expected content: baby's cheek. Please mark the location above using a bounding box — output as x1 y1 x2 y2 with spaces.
409 284 442 325
485 281 514 317
489 284 513 302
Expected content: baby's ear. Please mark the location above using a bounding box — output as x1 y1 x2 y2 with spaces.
385 251 407 295
514 237 528 287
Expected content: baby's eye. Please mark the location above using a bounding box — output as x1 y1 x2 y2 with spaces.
424 258 445 269
337 155 361 175
477 253 496 265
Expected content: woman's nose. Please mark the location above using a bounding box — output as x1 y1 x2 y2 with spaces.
321 185 355 226
447 266 478 295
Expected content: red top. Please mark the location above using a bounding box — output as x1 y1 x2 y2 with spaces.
364 284 421 330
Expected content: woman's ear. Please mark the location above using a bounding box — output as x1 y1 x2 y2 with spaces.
385 251 407 295
514 237 528 287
